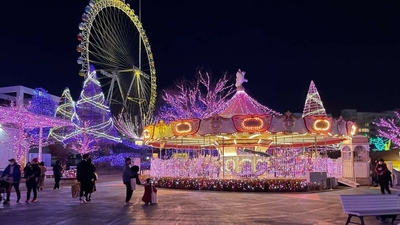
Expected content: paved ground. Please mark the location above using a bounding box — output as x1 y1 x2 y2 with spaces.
0 175 398 225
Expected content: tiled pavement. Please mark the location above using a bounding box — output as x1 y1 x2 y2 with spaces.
0 175 398 225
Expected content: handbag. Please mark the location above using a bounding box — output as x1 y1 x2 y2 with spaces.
151 186 158 204
130 178 137 190
71 183 80 198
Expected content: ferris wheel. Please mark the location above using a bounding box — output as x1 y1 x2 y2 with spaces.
76 0 156 127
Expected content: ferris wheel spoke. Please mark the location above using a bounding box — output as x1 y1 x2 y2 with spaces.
90 23 128 67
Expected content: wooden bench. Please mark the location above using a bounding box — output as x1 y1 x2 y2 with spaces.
340 194 400 225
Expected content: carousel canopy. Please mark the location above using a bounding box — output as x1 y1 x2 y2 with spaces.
211 89 281 118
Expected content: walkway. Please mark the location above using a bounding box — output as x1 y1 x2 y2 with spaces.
0 175 397 225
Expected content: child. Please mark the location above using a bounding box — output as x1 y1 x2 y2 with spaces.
142 178 157 205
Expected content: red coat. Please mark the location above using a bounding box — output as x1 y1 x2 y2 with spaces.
142 184 157 203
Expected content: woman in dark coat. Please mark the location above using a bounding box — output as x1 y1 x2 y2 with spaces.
53 160 63 190
25 158 41 203
86 158 97 202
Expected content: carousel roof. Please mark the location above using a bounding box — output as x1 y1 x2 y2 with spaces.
210 88 281 118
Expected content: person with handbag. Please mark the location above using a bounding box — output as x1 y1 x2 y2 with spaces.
1 158 21 204
76 154 92 204
24 158 41 203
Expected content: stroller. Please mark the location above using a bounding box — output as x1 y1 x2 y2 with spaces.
0 177 10 203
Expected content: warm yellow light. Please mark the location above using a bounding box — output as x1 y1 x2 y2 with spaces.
312 119 330 131
350 124 357 136
175 122 192 134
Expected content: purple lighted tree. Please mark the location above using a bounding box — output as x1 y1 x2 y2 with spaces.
67 65 121 145
158 69 234 122
48 87 76 143
302 80 327 118
28 88 57 143
373 111 400 146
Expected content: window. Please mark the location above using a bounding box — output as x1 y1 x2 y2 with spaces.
358 128 369 133
354 146 367 162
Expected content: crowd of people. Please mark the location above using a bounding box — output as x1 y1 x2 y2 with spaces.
1 155 156 206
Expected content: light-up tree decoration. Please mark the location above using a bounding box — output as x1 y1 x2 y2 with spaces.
28 88 57 144
369 137 391 151
69 65 120 144
302 80 327 118
0 101 70 166
66 120 100 156
373 111 400 147
157 69 234 122
48 87 76 143
29 88 57 117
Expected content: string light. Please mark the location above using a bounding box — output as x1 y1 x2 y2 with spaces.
66 65 121 144
302 80 327 118
373 111 400 147
49 87 76 142
151 177 320 192
0 100 71 165
369 137 391 151
213 90 280 118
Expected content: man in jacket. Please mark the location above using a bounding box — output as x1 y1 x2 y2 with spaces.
122 157 134 206
1 158 21 204
76 154 93 203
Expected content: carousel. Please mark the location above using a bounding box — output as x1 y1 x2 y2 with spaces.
143 70 356 190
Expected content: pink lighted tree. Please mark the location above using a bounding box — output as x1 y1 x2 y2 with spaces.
373 111 400 146
0 101 70 166
66 120 100 156
158 69 234 122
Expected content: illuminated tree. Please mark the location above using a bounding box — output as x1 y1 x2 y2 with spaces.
0 101 70 166
66 121 100 156
158 68 234 122
302 80 327 118
48 87 76 143
374 111 400 147
28 88 57 144
68 65 120 144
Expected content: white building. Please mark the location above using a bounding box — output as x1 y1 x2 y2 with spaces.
0 86 60 170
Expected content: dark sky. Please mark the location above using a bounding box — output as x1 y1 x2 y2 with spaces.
1 0 400 116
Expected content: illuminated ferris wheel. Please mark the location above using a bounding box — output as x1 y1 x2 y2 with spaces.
76 0 156 127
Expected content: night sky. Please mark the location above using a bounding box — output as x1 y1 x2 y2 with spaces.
1 0 400 116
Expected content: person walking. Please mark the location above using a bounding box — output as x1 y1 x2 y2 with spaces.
1 158 21 204
86 158 97 202
375 159 391 194
38 162 47 191
25 158 41 203
76 154 92 203
52 160 63 190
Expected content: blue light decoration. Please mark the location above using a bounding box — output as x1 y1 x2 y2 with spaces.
92 153 141 167
67 65 121 145
28 88 58 142
369 137 391 151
